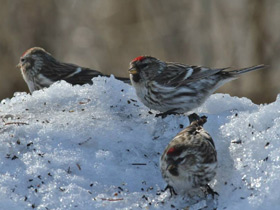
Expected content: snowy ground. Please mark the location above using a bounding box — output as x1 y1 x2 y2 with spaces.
0 76 279 210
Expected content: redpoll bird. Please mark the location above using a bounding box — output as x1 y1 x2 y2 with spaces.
160 113 217 197
17 47 130 93
129 56 266 116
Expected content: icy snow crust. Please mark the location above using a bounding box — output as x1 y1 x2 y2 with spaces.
0 76 279 210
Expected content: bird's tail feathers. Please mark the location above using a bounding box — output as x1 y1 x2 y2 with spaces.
188 113 207 126
115 76 131 84
104 74 131 84
228 64 268 76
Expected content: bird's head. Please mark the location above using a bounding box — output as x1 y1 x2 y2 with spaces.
165 146 196 176
128 56 165 82
17 47 52 75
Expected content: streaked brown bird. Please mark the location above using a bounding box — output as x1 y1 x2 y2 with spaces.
18 47 130 93
129 56 266 116
160 113 217 197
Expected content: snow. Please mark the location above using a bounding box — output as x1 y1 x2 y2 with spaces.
0 76 279 210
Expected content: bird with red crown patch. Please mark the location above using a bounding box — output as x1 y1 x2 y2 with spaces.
128 55 267 117
160 113 217 198
17 47 130 93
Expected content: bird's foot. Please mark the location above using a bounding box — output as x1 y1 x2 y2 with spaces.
203 184 219 199
162 185 177 197
155 110 180 118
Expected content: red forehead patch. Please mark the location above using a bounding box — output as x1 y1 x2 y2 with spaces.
132 56 145 62
167 147 176 155
21 49 30 57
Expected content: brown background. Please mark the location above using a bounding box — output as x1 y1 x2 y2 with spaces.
0 0 279 104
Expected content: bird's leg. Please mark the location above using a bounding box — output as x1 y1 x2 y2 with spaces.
162 185 177 197
203 184 219 198
155 109 179 118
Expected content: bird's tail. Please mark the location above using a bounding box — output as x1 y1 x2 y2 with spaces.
115 76 131 84
228 64 268 76
104 74 131 84
188 113 207 126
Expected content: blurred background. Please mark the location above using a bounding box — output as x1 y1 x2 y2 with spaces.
0 0 279 104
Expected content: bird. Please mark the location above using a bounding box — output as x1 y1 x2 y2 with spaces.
128 56 266 116
160 113 217 197
17 47 130 93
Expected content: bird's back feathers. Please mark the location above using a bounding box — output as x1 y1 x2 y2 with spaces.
156 63 267 86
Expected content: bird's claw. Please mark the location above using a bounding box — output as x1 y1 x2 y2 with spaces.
155 110 179 118
162 185 177 197
204 184 219 198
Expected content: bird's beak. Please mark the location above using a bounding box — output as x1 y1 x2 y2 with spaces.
128 66 138 75
16 63 21 68
166 164 175 171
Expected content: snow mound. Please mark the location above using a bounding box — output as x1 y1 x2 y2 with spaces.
0 76 279 210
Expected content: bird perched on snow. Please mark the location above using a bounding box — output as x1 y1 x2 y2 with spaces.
129 56 266 116
160 113 217 197
17 47 130 93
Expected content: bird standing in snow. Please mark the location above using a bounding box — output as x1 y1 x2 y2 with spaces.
17 47 130 93
160 113 217 197
129 56 266 116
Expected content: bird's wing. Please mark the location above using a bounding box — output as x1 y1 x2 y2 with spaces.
41 61 103 85
155 63 229 86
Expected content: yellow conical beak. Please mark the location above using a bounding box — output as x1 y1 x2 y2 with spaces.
128 67 138 75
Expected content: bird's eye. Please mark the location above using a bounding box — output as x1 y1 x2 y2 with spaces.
140 63 148 69
20 58 26 63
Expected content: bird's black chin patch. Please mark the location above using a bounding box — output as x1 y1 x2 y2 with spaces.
168 167 179 176
132 73 141 83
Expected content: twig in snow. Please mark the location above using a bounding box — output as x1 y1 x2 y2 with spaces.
101 198 124 201
5 122 29 126
76 163 81 170
78 137 92 145
131 163 147 165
